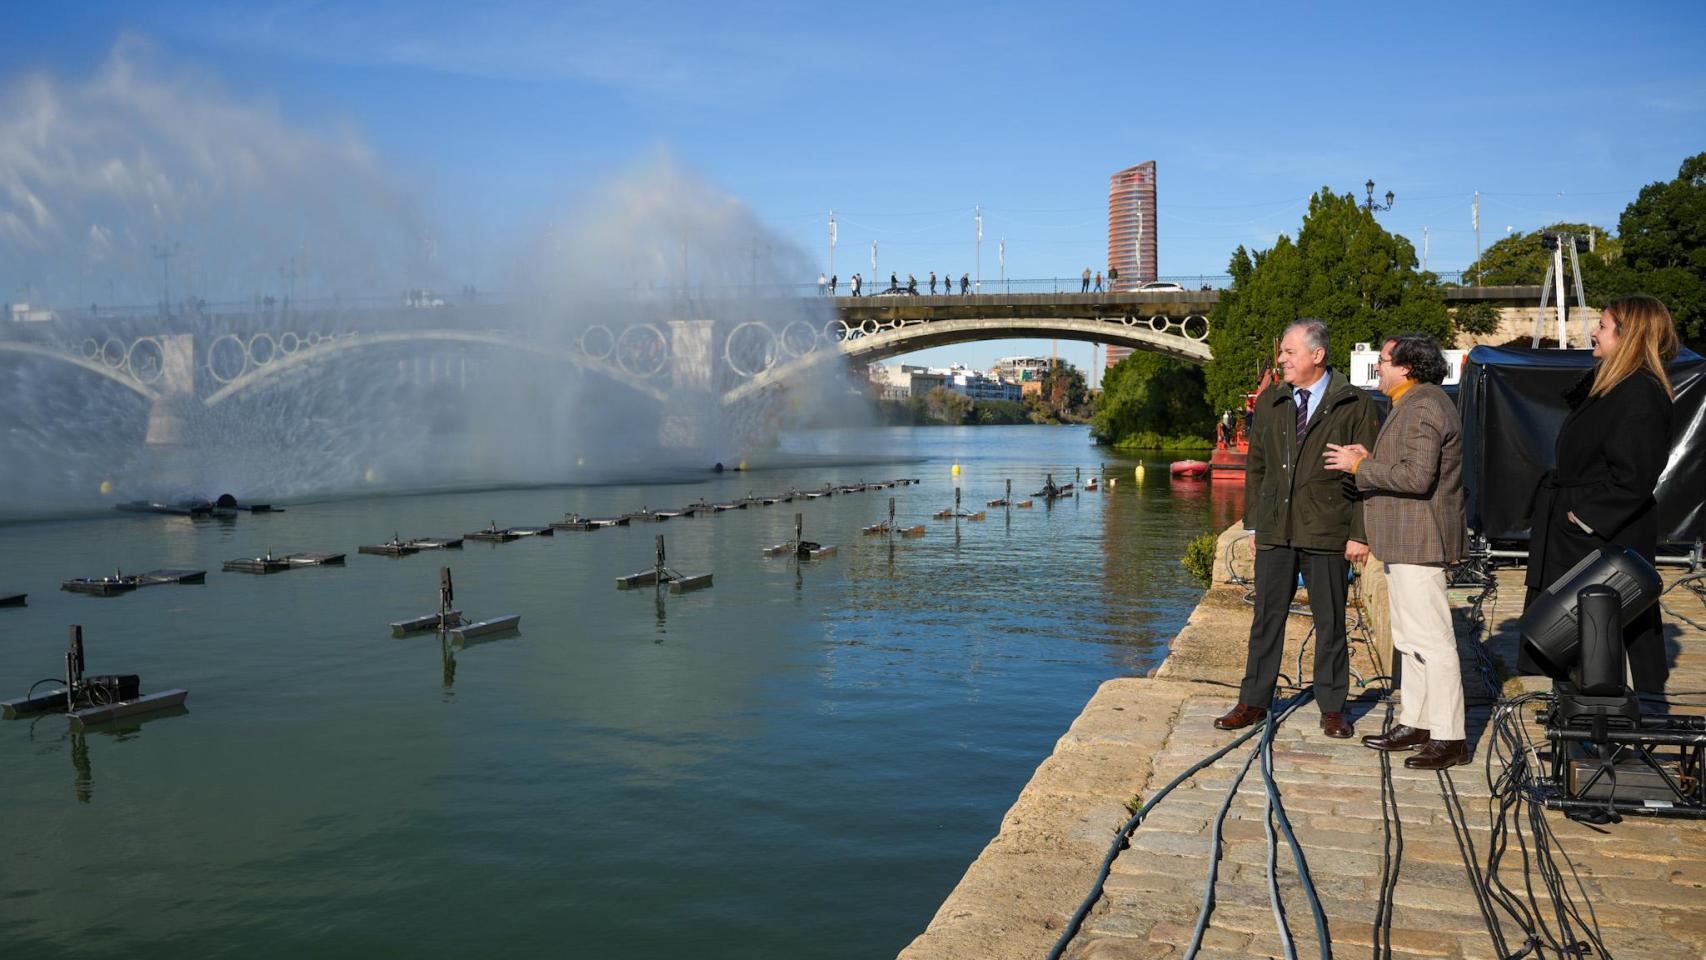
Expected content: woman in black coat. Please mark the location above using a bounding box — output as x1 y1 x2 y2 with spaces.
1521 294 1681 692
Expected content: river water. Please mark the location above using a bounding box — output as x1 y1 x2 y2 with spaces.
0 425 1241 958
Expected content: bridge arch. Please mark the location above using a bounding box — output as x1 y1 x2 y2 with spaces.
201 329 669 406
720 315 1211 406
0 341 161 403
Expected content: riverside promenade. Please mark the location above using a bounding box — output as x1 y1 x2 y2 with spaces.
898 528 1706 960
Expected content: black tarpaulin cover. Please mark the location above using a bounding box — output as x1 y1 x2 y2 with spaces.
1459 345 1706 544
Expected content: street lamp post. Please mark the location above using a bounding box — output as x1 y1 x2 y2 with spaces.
1362 179 1395 214
975 205 982 294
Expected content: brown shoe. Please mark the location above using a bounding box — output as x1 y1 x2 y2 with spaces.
1213 703 1267 730
1320 711 1354 739
1361 724 1431 751
1404 739 1471 769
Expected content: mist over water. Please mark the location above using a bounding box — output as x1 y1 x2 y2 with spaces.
0 47 846 518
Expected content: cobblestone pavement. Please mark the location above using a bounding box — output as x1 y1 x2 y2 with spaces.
902 566 1706 960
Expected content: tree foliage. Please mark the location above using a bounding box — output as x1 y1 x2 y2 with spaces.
1204 188 1451 412
1591 152 1706 342
923 386 974 425
1091 351 1215 448
1460 222 1619 287
1025 360 1091 423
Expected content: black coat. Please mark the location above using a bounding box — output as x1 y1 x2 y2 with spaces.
1520 369 1673 687
1244 370 1381 552
1523 370 1672 591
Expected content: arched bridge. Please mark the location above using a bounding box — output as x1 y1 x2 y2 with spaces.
0 285 1547 443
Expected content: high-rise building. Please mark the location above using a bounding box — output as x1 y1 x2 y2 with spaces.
1106 161 1157 371
1108 161 1156 292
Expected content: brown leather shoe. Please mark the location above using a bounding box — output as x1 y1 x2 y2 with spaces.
1320 711 1354 739
1404 739 1471 769
1213 703 1267 730
1361 724 1430 751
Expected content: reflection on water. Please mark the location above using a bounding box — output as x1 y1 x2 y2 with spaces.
0 425 1237 960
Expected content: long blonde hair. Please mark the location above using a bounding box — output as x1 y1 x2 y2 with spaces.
1591 294 1678 399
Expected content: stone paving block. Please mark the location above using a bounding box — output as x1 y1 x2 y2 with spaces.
1065 935 1177 960
1144 919 1251 954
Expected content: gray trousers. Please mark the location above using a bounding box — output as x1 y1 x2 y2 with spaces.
1238 545 1349 712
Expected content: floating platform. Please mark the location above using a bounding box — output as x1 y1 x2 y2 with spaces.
1085 479 1100 491
360 538 422 557
739 495 779 507
668 573 713 594
116 499 213 517
283 552 345 566
933 510 986 521
508 526 554 537
62 575 139 596
862 522 891 536
987 498 1010 507
551 514 600 531
223 554 291 574
1016 499 1035 508
407 537 463 550
3 685 190 726
623 509 674 523
451 614 521 643
136 569 205 584
0 592 25 607
900 525 927 538
713 500 743 511
69 689 190 730
390 610 464 637
680 500 724 516
617 569 669 589
467 527 522 542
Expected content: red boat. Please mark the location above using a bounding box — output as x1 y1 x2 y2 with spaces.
1170 460 1209 478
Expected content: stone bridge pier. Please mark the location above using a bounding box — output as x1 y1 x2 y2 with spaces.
144 334 198 446
658 320 714 452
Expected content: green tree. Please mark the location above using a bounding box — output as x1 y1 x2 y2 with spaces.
1025 360 1091 422
1460 222 1619 287
1451 301 1503 337
923 386 973 424
1205 188 1451 412
1592 152 1706 342
1091 351 1215 449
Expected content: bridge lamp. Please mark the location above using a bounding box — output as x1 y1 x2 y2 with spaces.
1362 179 1395 213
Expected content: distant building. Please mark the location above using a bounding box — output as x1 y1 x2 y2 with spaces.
1107 161 1158 370
990 356 1050 383
870 361 1021 402
6 303 56 323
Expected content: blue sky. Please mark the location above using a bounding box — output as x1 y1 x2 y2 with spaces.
4 0 1705 378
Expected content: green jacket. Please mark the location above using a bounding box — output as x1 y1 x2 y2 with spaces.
1244 369 1380 551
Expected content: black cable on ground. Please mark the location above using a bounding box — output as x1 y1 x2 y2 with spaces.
1044 699 1289 960
1371 699 1402 960
1439 769 1511 958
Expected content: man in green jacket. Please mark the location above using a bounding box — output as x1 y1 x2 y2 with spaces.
1215 318 1380 738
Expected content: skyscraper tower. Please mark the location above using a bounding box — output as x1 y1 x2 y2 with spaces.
1108 161 1156 292
1106 161 1157 371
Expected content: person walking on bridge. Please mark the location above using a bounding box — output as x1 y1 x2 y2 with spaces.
818 273 827 296
828 274 837 296
1081 267 1092 293
1216 318 1379 739
1324 334 1469 769
960 273 970 295
929 271 938 294
1094 270 1104 293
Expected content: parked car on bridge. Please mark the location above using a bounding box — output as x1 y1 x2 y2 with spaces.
1137 281 1185 292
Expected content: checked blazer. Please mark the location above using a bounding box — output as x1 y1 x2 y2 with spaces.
1354 382 1466 565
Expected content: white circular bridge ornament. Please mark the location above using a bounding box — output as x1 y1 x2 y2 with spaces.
124 337 166 385
206 333 249 384
724 321 779 378
580 325 615 361
779 321 819 358
614 324 669 378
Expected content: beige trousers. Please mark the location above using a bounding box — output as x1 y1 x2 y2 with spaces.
1386 562 1465 740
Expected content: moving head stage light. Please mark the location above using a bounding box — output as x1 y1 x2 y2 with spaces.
1518 546 1704 821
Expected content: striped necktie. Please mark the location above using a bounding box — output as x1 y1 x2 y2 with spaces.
1295 388 1310 442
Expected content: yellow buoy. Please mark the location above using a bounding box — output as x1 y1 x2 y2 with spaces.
951 463 961 476
1109 477 1117 488
364 467 377 484
1134 464 1146 481
738 460 748 472
99 480 113 496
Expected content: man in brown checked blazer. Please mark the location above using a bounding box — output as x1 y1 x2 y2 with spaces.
1324 333 1469 769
